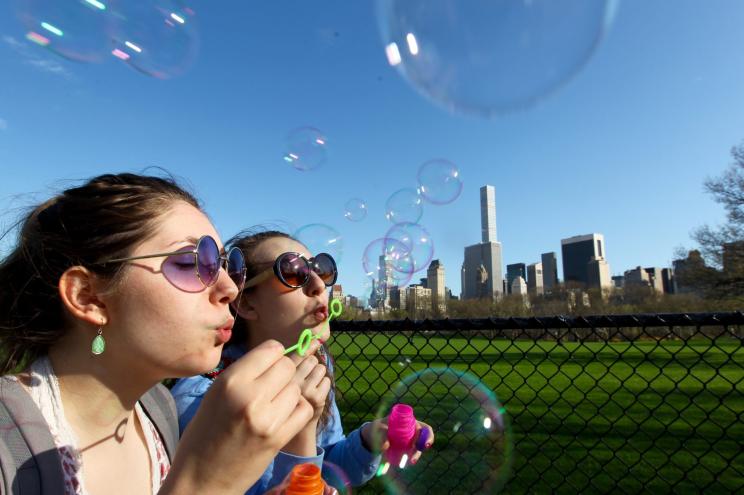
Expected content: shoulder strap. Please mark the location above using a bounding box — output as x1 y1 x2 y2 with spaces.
139 383 179 462
0 377 64 495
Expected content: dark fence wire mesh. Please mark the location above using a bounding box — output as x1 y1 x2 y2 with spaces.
329 312 744 494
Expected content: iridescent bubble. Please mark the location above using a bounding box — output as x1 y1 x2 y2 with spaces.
322 461 352 495
362 238 414 287
293 223 343 263
417 159 462 205
385 188 423 224
384 222 433 274
374 368 512 494
376 0 617 116
284 127 327 171
109 0 199 79
17 0 113 63
344 198 367 222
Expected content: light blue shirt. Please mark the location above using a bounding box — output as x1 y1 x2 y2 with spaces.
171 345 380 494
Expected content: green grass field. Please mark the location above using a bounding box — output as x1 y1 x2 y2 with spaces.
329 333 744 494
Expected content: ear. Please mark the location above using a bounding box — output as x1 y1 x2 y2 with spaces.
58 266 108 327
233 294 258 321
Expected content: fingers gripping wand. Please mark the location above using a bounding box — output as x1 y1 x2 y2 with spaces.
284 299 343 357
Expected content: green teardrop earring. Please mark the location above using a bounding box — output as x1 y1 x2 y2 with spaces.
91 326 106 356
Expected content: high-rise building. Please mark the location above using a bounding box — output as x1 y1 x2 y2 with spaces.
587 257 612 290
506 263 526 295
389 285 407 311
661 268 675 294
427 259 446 315
511 276 528 295
481 185 497 243
405 285 432 319
462 185 503 300
331 284 343 301
377 254 394 308
541 252 559 290
527 262 544 295
625 266 669 294
561 233 611 289
644 267 665 294
673 250 713 294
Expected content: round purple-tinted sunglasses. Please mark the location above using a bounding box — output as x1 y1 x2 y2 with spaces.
104 235 246 293
244 252 337 289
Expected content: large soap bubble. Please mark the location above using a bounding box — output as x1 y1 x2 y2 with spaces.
377 0 618 116
375 368 512 494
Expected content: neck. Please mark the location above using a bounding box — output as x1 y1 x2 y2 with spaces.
46 344 158 440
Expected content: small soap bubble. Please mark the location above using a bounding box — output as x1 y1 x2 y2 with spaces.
344 198 367 222
284 127 328 171
374 368 512 494
376 0 617 116
293 223 343 263
417 159 463 205
109 0 200 79
385 188 423 224
17 0 113 63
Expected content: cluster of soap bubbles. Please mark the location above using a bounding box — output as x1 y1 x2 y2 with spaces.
374 367 512 494
15 0 199 79
355 156 462 306
283 132 463 304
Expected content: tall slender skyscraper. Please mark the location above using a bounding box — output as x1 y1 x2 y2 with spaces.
462 185 503 300
480 185 497 243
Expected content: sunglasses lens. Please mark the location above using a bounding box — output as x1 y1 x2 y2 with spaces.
227 247 246 290
279 253 309 287
162 248 203 292
197 236 221 287
313 253 337 286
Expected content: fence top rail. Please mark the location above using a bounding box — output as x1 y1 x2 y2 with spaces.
330 311 744 332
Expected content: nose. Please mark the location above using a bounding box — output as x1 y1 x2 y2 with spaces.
211 266 240 305
304 270 325 297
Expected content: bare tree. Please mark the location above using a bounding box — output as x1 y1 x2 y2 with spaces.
683 142 744 297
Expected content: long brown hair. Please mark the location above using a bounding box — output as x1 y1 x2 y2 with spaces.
226 228 338 432
0 173 200 374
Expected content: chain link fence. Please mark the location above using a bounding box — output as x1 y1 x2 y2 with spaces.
328 312 744 494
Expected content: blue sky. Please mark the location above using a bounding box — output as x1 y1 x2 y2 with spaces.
1 0 742 300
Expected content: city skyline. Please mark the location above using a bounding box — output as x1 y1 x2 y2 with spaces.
367 182 686 304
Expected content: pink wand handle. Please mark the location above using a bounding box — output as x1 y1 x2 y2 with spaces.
386 403 417 467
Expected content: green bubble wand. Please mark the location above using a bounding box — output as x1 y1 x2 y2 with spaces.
284 298 343 356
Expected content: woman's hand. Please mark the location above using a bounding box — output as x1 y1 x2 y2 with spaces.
361 417 435 466
282 341 332 456
290 345 331 424
161 340 314 495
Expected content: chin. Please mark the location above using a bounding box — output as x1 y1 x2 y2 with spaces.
181 351 224 378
